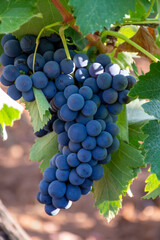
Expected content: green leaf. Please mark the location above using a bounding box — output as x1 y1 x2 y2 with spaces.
143 100 160 120
30 132 58 172
113 52 138 70
93 141 144 222
143 173 160 199
129 121 147 149
0 89 23 140
129 0 149 19
0 0 39 34
65 27 88 50
14 0 70 38
129 62 160 100
142 120 160 179
117 105 128 142
69 0 136 36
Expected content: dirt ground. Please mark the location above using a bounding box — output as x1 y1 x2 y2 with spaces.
1 58 160 240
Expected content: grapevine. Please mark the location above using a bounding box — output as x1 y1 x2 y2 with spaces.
0 0 160 228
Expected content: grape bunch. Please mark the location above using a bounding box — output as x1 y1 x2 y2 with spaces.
0 33 136 216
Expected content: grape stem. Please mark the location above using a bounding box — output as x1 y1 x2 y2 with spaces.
32 21 61 73
59 25 71 59
101 30 159 62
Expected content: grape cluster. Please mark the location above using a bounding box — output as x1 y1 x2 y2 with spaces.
0 33 75 102
0 33 136 216
36 53 136 215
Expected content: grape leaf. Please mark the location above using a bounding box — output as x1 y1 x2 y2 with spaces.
21 89 51 132
0 88 23 140
143 173 160 199
142 120 160 179
129 62 160 100
93 141 144 222
0 0 39 34
30 131 58 172
14 0 70 38
129 121 147 149
69 0 136 36
143 100 160 120
65 28 88 50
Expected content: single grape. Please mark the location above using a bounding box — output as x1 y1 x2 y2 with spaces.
107 102 123 115
67 153 80 167
102 88 118 104
107 137 120 153
54 48 67 63
100 154 111 165
60 58 75 74
118 90 131 104
15 75 32 92
27 53 45 71
90 164 104 180
1 34 16 47
62 146 71 155
89 63 104 78
88 159 98 167
49 153 62 167
97 131 113 148
0 53 14 66
56 169 70 182
86 120 102 137
77 148 92 162
43 61 60 79
42 81 57 99
60 104 78 121
126 75 136 90
39 180 50 195
67 93 85 111
3 65 20 82
104 114 113 123
56 155 70 170
35 128 48 138
7 85 22 100
64 85 79 99
0 75 12 86
96 72 112 90
55 74 74 91
95 54 111 66
92 146 107 161
32 71 48 89
83 77 99 93
38 38 54 55
82 136 96 150
22 88 35 102
47 33 61 42
105 63 120 76
52 196 70 209
64 121 75 132
43 166 57 182
37 192 47 204
73 53 89 68
69 169 85 185
53 92 67 109
4 39 21 57
79 86 93 100
81 186 92 195
95 104 108 119
20 35 36 53
58 132 69 146
112 74 128 91
80 178 93 188
68 141 81 153
76 163 92 178
48 180 66 198
14 55 29 74
39 194 52 205
45 204 60 216
75 68 90 82
81 100 97 117
68 123 87 143
52 119 65 134
43 51 54 62
66 183 81 201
